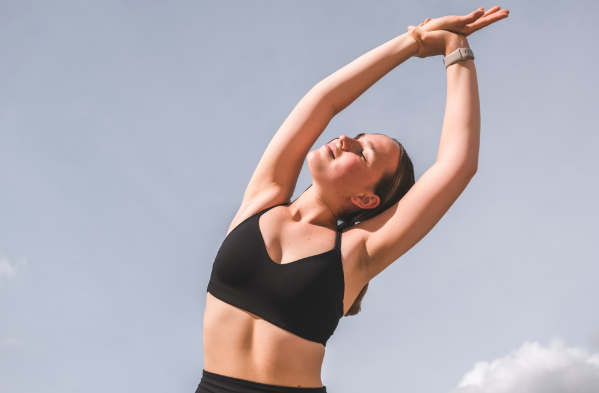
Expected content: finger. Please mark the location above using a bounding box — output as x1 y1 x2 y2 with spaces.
418 18 431 27
460 7 485 24
482 6 501 18
407 25 423 41
464 9 509 35
479 9 510 25
468 9 509 28
464 14 509 36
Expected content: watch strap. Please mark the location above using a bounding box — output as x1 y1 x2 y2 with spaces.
443 48 474 68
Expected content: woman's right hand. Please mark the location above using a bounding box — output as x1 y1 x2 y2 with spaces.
417 6 509 36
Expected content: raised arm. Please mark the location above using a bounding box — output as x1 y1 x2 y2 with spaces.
356 28 483 279
231 33 420 228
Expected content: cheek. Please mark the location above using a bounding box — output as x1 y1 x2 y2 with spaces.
341 160 364 177
330 159 370 189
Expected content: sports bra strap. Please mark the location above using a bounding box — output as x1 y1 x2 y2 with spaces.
255 202 290 217
334 227 342 250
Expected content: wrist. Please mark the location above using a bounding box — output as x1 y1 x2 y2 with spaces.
405 32 421 58
444 34 469 57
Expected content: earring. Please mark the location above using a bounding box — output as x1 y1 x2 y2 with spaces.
354 197 357 200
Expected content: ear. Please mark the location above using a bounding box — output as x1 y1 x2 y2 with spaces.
351 194 380 210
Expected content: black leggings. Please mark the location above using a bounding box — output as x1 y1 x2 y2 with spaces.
196 370 327 393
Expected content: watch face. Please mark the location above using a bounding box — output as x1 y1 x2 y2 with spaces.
460 48 474 59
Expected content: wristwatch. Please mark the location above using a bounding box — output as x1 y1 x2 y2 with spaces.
443 48 474 68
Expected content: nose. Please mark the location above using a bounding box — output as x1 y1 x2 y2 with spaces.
338 135 352 151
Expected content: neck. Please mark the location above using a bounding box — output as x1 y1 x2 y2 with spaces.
289 185 347 230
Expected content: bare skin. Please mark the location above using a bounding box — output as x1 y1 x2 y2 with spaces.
203 7 509 388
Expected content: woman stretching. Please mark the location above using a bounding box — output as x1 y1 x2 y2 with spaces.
198 7 509 393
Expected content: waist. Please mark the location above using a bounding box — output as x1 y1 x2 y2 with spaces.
204 292 325 388
197 369 327 393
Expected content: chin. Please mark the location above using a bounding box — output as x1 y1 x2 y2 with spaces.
307 148 346 191
306 149 319 163
307 149 331 180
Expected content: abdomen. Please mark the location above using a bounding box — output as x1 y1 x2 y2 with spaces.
203 292 326 388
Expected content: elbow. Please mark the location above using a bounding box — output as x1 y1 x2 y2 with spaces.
464 162 478 179
441 159 478 179
450 159 477 180
309 82 347 117
458 153 478 179
435 156 478 185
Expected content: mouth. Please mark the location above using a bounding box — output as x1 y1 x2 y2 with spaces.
325 143 335 159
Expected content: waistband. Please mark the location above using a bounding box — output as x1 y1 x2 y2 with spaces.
196 369 327 393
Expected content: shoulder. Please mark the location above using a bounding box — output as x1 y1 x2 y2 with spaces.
226 191 291 236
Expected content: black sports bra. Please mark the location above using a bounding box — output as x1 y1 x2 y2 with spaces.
207 204 345 346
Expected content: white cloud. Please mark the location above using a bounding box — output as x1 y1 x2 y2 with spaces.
0 337 24 347
0 256 26 282
451 340 599 393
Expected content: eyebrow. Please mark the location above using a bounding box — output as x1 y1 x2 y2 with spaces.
365 140 377 160
354 134 378 161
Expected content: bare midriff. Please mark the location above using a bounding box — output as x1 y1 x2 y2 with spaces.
203 292 326 388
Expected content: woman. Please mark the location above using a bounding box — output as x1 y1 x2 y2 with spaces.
198 7 509 393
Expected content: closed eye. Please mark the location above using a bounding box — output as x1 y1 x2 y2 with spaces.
354 134 367 162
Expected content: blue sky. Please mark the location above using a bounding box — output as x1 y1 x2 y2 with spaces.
1 1 598 392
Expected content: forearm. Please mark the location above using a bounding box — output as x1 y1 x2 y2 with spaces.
436 59 480 173
312 33 419 115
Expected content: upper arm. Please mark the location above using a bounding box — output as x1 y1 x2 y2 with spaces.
356 162 476 280
240 87 335 207
228 87 335 229
355 61 480 279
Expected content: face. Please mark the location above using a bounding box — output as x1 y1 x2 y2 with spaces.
307 133 400 205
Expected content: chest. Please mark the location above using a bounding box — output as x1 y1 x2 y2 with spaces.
258 211 338 265
214 206 370 318
209 211 345 345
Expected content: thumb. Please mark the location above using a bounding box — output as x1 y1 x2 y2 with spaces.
407 25 422 40
407 25 424 46
407 25 424 56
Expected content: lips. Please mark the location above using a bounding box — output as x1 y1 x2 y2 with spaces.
325 143 335 158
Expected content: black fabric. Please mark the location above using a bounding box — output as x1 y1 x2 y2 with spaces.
207 205 345 346
196 370 327 393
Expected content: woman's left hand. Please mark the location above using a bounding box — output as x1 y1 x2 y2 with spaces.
408 27 469 59
416 6 509 36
